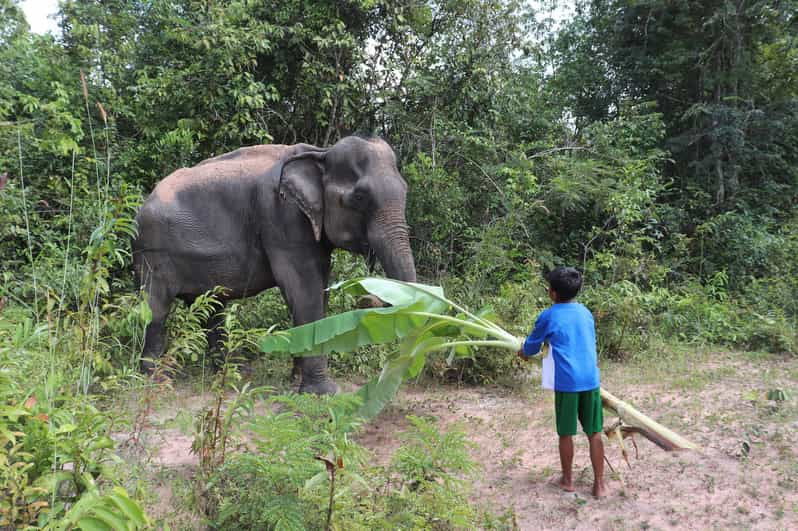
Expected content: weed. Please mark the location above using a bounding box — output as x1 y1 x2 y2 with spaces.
204 399 503 530
191 303 272 475
205 393 365 530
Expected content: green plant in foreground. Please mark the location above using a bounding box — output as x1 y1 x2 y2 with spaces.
207 393 366 531
207 396 492 530
46 486 149 531
0 380 147 529
192 303 272 475
260 277 697 451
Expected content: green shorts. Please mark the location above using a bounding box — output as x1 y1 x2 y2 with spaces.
555 388 603 436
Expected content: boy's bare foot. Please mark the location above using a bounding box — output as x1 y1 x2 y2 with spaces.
592 480 608 498
557 476 575 492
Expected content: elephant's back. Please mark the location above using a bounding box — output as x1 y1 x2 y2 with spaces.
196 144 290 168
151 144 291 204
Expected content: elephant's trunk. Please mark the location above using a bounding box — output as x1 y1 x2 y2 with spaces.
368 201 417 282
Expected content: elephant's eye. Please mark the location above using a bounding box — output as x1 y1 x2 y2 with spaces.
352 191 365 203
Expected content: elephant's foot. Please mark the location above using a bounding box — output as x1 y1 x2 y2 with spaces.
291 357 302 385
140 356 177 382
298 378 339 395
356 294 388 309
294 355 337 395
140 357 156 374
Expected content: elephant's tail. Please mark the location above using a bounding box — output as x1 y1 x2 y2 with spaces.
132 248 145 289
131 247 159 291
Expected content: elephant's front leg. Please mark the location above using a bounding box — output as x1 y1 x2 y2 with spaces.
270 250 337 395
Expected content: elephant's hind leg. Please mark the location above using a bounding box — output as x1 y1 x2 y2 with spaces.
205 307 228 369
138 261 176 375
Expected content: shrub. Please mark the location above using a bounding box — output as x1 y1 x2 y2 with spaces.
206 393 366 530
0 349 147 528
206 397 497 530
356 415 480 530
582 281 654 361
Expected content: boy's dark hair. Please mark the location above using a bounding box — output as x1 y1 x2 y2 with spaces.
545 267 582 301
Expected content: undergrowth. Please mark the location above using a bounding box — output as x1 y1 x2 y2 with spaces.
205 397 511 530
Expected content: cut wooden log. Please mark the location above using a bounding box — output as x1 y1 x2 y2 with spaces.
600 388 698 451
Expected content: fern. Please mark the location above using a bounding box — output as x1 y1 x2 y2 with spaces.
392 415 477 489
264 496 306 531
206 394 367 530
206 392 493 530
154 286 226 372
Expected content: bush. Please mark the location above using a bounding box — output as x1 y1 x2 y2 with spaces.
585 272 797 359
361 415 480 530
206 393 366 530
582 281 654 361
206 396 499 530
0 320 148 528
413 276 538 386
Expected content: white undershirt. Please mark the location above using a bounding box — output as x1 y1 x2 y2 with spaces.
540 343 555 390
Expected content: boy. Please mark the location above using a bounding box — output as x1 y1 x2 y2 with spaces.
517 267 607 498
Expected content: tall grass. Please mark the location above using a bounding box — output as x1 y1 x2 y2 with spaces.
0 72 151 528
16 127 38 318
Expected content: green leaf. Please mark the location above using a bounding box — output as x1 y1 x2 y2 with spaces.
139 300 152 326
76 516 112 531
259 278 448 357
454 343 471 356
107 487 147 527
78 471 98 491
33 471 74 492
0 405 31 422
1 426 19 444
767 389 789 402
354 354 415 420
89 507 129 530
261 278 519 421
303 470 328 490
407 350 427 378
56 423 77 434
403 335 447 378
336 278 447 309
88 436 116 452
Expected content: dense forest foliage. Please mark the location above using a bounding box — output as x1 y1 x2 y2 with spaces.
1 0 796 528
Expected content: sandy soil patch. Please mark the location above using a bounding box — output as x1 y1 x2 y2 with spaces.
355 352 798 530
126 351 798 529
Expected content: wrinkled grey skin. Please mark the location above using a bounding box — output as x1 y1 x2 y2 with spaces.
133 137 416 394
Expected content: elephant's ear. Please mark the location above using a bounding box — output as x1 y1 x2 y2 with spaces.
278 150 327 241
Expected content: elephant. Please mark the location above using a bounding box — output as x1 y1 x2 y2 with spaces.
132 136 416 394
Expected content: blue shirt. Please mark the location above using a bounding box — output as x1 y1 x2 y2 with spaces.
522 302 600 392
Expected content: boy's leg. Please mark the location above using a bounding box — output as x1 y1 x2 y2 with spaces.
555 391 579 492
558 435 575 491
588 432 606 498
578 388 607 498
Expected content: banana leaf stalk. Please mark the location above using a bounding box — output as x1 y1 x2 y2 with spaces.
600 388 697 451
259 277 697 451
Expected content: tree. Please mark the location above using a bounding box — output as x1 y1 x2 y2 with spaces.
59 0 377 186
554 0 798 212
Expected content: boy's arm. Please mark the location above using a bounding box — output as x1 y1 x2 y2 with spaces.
518 312 549 359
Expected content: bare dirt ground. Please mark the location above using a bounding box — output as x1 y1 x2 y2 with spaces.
131 349 798 530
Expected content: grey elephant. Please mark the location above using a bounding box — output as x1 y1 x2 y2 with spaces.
132 136 416 394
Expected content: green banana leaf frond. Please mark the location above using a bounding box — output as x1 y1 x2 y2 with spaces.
258 278 449 357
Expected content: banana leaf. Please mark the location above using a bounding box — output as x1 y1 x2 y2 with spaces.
259 278 519 420
258 278 449 357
